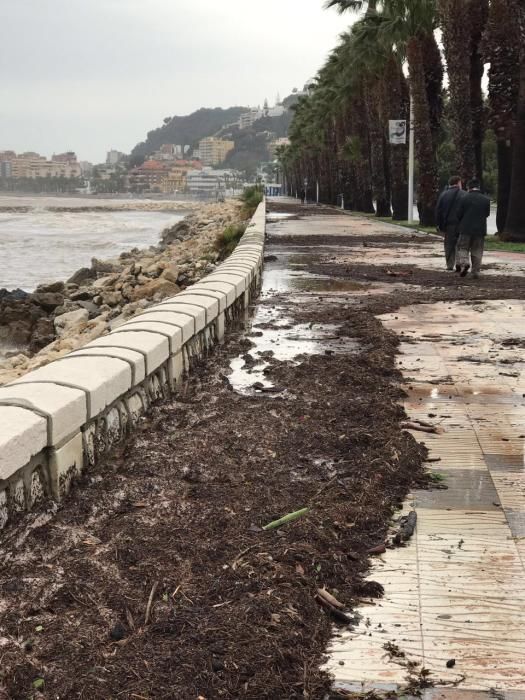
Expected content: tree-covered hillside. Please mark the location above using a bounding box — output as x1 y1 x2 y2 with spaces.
130 106 247 160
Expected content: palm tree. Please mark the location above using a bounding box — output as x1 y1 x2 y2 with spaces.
502 0 525 241
328 0 442 225
483 0 521 232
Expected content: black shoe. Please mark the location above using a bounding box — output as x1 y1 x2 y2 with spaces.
447 266 454 271
460 265 470 277
455 264 461 273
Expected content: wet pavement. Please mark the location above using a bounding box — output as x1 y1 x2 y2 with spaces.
263 199 525 697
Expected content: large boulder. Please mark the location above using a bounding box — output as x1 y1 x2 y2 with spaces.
131 278 180 302
76 300 101 318
54 308 89 337
91 257 119 274
67 267 95 286
160 221 191 247
32 292 64 311
160 263 179 284
29 318 56 353
35 281 65 294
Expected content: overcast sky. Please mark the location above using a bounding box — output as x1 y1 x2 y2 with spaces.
0 0 350 163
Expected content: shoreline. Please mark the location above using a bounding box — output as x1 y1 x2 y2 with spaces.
0 199 243 386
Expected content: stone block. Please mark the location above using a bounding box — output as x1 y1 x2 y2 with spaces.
0 383 86 447
89 330 168 376
0 406 47 481
116 319 182 355
13 356 132 420
165 292 219 323
217 263 255 283
204 272 246 296
132 310 194 344
69 345 146 386
178 288 227 313
151 302 206 333
49 432 83 500
192 280 236 307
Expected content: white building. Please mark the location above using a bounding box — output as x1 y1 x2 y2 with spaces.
106 150 126 165
239 109 264 130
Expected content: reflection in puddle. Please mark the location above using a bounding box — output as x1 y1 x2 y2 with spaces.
228 305 359 396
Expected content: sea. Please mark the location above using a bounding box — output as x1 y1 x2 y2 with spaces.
0 195 187 291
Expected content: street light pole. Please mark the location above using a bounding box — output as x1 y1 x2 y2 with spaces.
408 92 415 224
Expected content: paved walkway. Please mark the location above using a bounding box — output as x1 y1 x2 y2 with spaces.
268 200 525 698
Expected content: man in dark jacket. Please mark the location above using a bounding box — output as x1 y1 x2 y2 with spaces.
456 178 491 278
435 175 465 270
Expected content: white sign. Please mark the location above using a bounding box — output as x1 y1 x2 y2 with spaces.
389 120 407 145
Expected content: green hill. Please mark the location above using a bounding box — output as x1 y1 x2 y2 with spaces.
130 106 247 161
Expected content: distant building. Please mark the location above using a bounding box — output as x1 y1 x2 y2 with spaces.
239 108 264 130
0 160 12 178
198 137 234 166
79 160 94 176
186 167 239 198
128 159 202 193
106 149 127 165
4 151 81 179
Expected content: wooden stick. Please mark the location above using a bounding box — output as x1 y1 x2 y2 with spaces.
144 581 159 625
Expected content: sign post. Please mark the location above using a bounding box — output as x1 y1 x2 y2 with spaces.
389 114 413 223
408 97 415 224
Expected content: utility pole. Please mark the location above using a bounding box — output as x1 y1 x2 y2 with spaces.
408 93 415 224
316 180 319 204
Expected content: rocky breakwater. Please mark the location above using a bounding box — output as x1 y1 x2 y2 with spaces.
0 200 242 385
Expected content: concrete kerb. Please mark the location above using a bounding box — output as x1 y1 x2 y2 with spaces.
0 199 266 528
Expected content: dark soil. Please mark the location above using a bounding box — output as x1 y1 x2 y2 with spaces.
4 201 517 699
308 261 525 301
271 234 436 249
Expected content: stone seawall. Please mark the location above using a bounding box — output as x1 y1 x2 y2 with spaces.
0 201 265 530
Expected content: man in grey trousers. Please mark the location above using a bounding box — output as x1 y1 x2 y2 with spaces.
436 175 465 270
456 178 491 279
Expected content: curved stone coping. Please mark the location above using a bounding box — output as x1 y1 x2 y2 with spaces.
68 346 146 386
0 406 48 481
0 384 85 447
13 356 132 421
0 200 266 490
190 281 236 307
131 310 194 343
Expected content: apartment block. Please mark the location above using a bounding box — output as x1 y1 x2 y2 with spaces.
198 137 234 166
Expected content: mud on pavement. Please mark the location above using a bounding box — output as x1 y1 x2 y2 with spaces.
2 201 522 699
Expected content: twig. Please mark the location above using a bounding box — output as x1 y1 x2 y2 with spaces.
144 581 159 625
401 421 439 434
316 588 344 609
231 543 259 569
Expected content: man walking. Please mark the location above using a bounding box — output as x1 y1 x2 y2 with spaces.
436 175 465 270
456 178 491 278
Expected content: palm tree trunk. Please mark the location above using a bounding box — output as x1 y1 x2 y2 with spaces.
439 0 477 181
407 35 440 226
469 0 489 183
366 82 391 217
421 32 444 162
483 0 521 231
496 140 513 231
502 5 525 241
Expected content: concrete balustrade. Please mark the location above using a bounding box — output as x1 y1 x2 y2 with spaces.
0 200 265 529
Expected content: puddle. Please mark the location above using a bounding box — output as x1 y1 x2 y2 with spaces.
228 305 359 396
266 212 296 222
263 266 366 295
